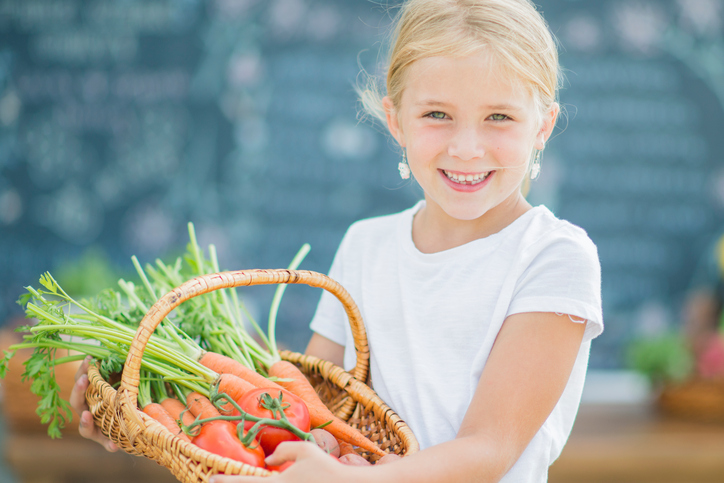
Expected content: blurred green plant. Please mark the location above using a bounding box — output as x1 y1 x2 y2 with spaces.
627 334 694 386
53 247 128 298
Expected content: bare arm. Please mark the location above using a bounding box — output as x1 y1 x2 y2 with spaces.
220 312 586 483
354 311 586 482
305 332 345 367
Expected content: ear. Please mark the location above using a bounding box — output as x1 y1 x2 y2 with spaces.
535 102 559 150
383 96 405 147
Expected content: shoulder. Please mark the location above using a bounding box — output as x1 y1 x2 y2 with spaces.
521 206 599 262
342 202 419 245
508 207 603 335
510 206 601 289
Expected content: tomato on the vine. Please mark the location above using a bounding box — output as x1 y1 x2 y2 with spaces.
191 420 265 467
238 388 311 455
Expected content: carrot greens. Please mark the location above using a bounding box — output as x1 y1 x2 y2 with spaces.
2 222 310 438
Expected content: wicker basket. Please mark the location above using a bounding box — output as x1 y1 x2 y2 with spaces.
85 269 419 482
657 378 724 423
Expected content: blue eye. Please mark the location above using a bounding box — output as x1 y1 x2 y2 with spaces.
427 111 446 119
490 113 509 121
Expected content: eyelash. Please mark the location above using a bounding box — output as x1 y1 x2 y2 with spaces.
489 113 510 121
426 111 447 120
423 111 511 121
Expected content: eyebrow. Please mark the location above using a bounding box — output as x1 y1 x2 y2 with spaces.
415 100 523 111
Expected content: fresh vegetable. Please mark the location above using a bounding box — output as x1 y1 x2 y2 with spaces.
237 388 311 455
159 397 195 429
337 440 357 456
138 374 192 442
187 392 223 420
311 428 340 457
190 419 265 467
3 223 311 438
4 219 386 468
268 360 384 456
214 373 257 415
143 403 192 443
3 273 222 438
200 352 283 391
339 453 371 466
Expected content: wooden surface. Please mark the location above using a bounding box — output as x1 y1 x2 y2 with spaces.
549 403 724 483
4 403 724 482
0 326 178 483
4 432 178 483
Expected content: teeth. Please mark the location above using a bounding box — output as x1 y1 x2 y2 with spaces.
443 170 490 185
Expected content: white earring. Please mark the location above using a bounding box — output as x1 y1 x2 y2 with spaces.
530 149 542 180
398 149 411 179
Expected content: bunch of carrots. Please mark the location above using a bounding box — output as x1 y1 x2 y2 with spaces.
0 223 396 471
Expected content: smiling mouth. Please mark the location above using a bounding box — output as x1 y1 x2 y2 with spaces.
442 170 492 185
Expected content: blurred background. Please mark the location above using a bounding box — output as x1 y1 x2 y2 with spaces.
0 0 723 482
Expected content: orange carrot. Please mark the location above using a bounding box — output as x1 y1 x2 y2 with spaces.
200 352 283 391
217 373 257 402
337 440 357 456
268 360 385 457
215 373 257 415
143 402 192 443
187 392 221 420
160 397 195 428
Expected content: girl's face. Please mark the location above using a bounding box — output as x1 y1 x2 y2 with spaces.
384 53 558 224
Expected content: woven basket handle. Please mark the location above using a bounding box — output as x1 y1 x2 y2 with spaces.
117 269 369 412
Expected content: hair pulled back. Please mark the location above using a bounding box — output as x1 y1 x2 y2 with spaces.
359 0 561 125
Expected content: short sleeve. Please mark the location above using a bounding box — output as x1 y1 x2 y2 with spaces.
309 233 349 346
506 225 603 343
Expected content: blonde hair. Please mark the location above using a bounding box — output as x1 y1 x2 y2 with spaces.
359 0 561 125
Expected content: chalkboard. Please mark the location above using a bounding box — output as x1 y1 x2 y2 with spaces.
0 0 722 368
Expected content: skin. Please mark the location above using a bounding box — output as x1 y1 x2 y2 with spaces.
388 53 557 253
71 356 119 452
210 52 582 482
70 52 586 483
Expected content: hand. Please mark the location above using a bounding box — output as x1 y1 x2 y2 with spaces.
70 356 118 452
210 441 351 483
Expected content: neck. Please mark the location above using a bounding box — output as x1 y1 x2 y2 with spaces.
412 193 532 254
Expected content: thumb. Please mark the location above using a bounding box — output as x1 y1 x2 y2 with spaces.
265 441 316 466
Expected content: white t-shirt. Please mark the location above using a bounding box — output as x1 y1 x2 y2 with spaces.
310 201 603 482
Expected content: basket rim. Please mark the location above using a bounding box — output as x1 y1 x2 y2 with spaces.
86 268 419 481
87 351 419 478
117 270 371 419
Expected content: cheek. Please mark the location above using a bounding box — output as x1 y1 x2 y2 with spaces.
407 126 447 161
489 129 534 165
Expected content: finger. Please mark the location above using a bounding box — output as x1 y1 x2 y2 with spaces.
78 410 100 440
70 373 90 415
74 355 91 382
78 411 118 452
265 441 315 466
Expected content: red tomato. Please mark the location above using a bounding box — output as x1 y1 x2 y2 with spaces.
238 388 311 455
267 460 294 473
192 420 265 467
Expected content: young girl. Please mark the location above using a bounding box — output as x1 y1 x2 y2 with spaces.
72 0 603 481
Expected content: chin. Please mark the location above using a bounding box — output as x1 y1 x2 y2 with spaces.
441 204 492 222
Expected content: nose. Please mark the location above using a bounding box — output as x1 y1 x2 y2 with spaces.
447 125 485 161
